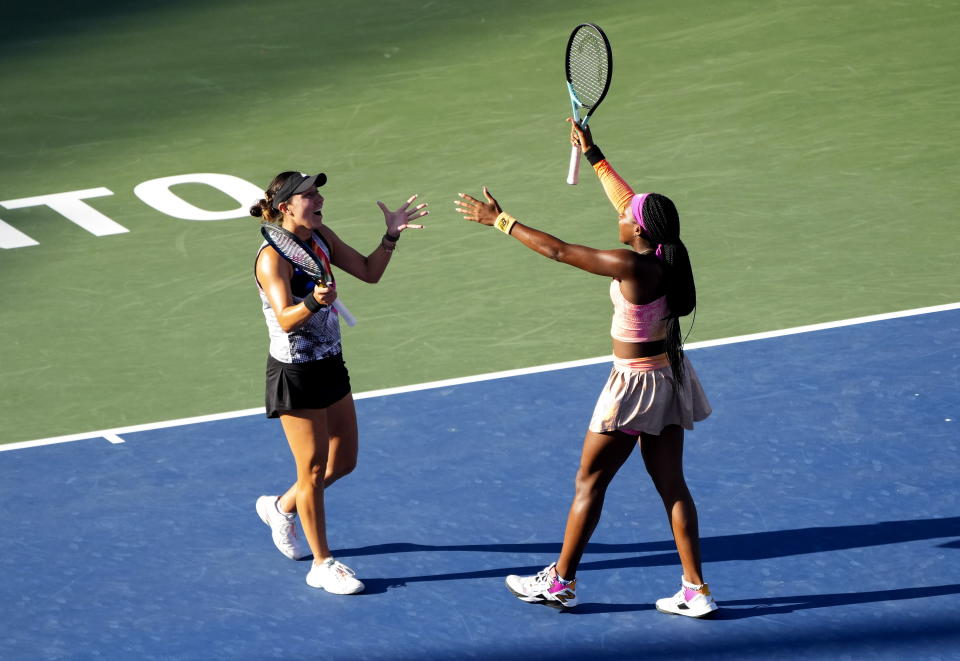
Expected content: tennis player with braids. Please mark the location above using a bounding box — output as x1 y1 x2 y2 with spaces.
250 171 426 594
455 121 717 617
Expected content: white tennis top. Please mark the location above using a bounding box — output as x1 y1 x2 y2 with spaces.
255 232 342 363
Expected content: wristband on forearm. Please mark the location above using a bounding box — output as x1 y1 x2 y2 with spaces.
584 145 605 166
493 212 517 235
381 232 399 253
302 292 324 313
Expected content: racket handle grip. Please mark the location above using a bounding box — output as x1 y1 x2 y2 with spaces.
566 144 581 185
333 300 357 327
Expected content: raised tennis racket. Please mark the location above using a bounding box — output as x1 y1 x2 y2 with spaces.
260 223 357 326
565 23 613 185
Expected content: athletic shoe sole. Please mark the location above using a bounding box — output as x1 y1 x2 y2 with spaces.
306 575 365 594
655 603 719 618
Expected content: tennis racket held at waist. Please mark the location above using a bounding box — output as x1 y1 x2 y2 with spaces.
565 23 612 185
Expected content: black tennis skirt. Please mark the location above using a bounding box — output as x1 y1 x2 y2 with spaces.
265 352 351 418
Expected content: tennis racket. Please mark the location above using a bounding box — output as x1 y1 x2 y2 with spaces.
565 23 613 185
260 223 357 326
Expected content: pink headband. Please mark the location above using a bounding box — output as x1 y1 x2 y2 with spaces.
629 193 663 260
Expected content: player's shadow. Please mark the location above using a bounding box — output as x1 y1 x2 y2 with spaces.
339 515 960 602
570 584 960 617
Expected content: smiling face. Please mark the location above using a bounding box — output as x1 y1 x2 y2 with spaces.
279 187 324 234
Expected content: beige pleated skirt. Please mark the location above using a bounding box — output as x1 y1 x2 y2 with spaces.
588 354 712 436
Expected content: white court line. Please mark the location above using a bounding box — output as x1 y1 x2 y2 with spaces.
3 301 958 454
1 408 265 453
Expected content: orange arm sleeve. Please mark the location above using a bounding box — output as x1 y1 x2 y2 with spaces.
592 159 635 216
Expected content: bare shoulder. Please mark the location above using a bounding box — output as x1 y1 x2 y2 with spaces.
315 224 345 255
316 223 340 244
607 247 652 278
256 244 291 279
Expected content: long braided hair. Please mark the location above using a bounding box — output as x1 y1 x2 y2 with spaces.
639 194 696 386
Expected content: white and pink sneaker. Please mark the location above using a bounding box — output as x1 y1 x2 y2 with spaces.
656 576 719 618
505 562 578 609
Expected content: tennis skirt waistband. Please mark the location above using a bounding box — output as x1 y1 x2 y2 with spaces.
613 354 670 371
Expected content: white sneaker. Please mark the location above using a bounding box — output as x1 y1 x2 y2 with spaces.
256 495 310 560
505 562 578 609
306 557 365 594
655 576 719 618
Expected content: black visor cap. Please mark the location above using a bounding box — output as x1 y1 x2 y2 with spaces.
272 172 327 209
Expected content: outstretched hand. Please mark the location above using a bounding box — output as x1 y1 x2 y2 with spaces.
377 195 428 236
454 187 502 226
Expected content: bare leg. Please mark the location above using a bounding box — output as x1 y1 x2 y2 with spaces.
279 409 331 561
555 430 638 580
277 484 297 515
323 393 359 486
277 393 359 514
639 425 704 585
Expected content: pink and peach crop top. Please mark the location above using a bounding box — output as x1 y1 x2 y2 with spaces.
590 153 669 343
610 280 668 343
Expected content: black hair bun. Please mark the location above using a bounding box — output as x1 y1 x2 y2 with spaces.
249 199 267 217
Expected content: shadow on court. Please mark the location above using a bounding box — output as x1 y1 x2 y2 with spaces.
2 0 196 55
340 516 959 598
340 515 960 559
571 584 960 617
710 584 960 619
465 618 960 661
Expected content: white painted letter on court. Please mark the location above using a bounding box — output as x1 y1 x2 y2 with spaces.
134 173 262 221
0 216 40 249
1 188 126 244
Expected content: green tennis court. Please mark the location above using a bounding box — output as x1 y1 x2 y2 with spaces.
2 1 957 442
2 3 959 660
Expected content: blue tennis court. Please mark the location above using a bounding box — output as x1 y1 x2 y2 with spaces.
1 307 957 660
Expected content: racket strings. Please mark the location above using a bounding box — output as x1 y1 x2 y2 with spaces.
568 30 609 106
263 226 328 282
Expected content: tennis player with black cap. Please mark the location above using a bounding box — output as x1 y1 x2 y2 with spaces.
250 171 427 593
273 172 327 208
